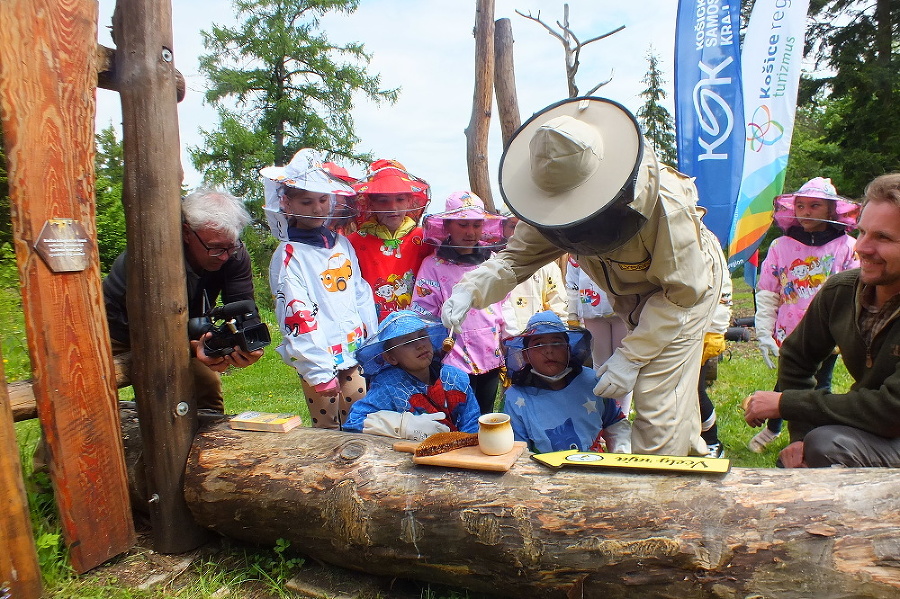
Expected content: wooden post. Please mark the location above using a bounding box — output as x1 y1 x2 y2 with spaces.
465 0 496 212
493 18 521 150
0 352 42 599
0 0 135 573
10 352 133 422
113 0 208 553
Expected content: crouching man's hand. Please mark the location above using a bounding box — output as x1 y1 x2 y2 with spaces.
192 332 264 372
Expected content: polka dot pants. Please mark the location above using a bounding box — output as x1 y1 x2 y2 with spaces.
301 366 367 430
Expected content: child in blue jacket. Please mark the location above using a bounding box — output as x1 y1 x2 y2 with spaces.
344 310 480 440
503 311 631 454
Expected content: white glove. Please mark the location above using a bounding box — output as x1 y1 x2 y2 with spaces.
399 412 450 441
362 410 404 438
441 286 474 332
362 411 450 440
754 289 780 370
758 335 780 370
593 351 641 400
602 418 632 454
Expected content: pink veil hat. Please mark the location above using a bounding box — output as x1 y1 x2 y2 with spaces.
773 177 860 231
422 191 507 247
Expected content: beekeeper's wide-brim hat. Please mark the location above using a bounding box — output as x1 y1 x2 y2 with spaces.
499 97 643 229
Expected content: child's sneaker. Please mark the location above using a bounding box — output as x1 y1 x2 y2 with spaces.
748 428 780 453
704 443 724 459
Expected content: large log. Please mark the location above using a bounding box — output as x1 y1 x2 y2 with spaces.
177 422 900 599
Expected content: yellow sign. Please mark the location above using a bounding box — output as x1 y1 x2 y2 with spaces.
531 450 730 474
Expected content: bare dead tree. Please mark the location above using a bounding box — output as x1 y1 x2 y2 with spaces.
516 3 624 97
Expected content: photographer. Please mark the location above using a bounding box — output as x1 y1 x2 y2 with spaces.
103 188 264 412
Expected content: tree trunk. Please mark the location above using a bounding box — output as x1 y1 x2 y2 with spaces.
465 0 495 212
172 422 900 599
493 18 520 150
114 0 207 553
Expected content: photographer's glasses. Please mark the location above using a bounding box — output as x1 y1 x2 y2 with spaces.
190 228 243 258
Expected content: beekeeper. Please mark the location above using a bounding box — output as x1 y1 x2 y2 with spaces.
441 97 725 456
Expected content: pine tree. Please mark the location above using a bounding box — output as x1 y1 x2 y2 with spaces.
801 0 899 196
190 0 398 199
94 125 127 273
636 49 677 166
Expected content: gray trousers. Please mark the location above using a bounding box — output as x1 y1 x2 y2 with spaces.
804 425 900 467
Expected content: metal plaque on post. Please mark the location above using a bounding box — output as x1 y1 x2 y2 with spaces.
33 219 93 272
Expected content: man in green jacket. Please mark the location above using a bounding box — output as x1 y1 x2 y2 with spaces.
744 173 900 467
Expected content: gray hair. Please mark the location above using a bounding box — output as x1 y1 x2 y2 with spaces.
182 187 251 241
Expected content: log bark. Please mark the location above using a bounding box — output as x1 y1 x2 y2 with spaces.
465 0 495 212
173 422 900 599
0 0 135 572
114 0 207 553
493 18 520 150
97 44 186 102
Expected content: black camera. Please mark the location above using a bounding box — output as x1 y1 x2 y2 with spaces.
188 300 271 358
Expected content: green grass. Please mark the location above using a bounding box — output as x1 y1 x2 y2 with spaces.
4 275 852 596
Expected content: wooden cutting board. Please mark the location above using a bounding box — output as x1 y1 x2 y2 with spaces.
393 440 527 472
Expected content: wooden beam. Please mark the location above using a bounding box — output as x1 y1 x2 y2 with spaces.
114 0 208 553
0 353 42 599
465 0 495 212
0 0 135 573
96 44 186 102
10 352 133 422
493 18 521 150
171 423 900 599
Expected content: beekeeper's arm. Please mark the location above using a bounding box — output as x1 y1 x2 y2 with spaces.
442 222 564 330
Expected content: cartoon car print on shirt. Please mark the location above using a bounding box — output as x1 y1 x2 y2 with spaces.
321 253 352 292
284 299 318 335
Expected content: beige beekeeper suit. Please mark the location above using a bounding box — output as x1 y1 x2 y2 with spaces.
454 152 725 456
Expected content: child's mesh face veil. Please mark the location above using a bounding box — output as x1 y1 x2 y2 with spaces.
383 330 430 353
502 312 592 377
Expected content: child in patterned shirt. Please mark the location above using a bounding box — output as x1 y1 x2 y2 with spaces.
344 310 480 440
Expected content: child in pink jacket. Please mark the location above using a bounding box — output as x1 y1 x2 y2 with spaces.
750 177 859 452
412 191 508 414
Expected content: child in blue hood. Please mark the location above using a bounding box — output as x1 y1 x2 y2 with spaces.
344 310 480 440
502 311 631 454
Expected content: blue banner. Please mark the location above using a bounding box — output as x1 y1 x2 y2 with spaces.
674 0 744 248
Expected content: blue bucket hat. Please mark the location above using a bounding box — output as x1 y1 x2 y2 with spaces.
356 310 448 377
502 310 591 376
